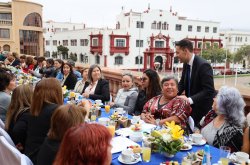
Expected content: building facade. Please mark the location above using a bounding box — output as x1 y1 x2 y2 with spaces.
44 7 222 71
0 0 43 56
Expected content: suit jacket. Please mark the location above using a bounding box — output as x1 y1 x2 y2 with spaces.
178 55 215 126
84 79 110 103
62 73 77 90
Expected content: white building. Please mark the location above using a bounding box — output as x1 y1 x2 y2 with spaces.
44 8 222 71
220 29 250 53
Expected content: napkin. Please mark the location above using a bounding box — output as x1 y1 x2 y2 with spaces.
111 136 139 154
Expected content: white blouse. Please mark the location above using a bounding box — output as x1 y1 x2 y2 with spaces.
84 80 98 94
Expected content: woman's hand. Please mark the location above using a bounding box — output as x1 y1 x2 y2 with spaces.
82 92 89 98
109 102 115 107
144 114 156 125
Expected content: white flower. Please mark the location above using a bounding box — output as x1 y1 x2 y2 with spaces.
162 134 172 143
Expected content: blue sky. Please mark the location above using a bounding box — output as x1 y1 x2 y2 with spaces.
4 0 250 29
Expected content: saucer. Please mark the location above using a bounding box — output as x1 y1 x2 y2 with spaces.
180 143 192 151
118 154 140 164
192 139 206 146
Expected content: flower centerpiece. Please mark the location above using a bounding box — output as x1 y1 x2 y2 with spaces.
149 121 184 157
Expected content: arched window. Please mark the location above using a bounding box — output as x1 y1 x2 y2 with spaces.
23 12 42 27
3 44 10 51
135 56 143 64
115 56 123 65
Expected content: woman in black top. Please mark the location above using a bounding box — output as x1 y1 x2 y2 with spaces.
82 64 110 103
5 84 33 152
132 69 161 115
60 62 77 90
24 78 63 164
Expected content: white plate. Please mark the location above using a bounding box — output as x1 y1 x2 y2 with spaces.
180 143 192 151
192 139 206 146
118 154 141 164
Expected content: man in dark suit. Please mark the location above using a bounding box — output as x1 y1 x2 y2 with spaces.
175 39 215 126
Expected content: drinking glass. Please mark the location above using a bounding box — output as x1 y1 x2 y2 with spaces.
90 109 98 122
142 141 151 162
107 120 116 137
105 105 111 114
219 146 231 165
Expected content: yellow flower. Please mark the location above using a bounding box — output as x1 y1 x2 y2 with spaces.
165 121 176 130
171 126 184 140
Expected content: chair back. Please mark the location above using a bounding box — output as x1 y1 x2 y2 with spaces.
0 136 33 165
0 119 4 129
0 127 15 147
188 116 195 132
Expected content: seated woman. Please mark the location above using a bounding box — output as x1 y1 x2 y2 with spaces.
141 76 192 127
52 59 64 77
24 78 63 163
200 86 245 152
53 123 112 165
40 58 55 78
0 69 16 122
82 64 110 103
22 56 34 73
74 68 89 93
110 73 138 114
132 69 161 115
60 62 77 90
5 84 33 152
36 104 86 165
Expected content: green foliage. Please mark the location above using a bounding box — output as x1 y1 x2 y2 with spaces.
152 136 182 155
201 47 232 63
57 45 69 56
52 51 57 58
69 52 77 62
235 45 250 63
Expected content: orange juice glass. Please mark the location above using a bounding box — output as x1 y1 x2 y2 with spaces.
107 125 115 137
142 147 151 162
105 105 110 114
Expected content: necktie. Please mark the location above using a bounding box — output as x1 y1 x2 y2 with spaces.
186 64 191 97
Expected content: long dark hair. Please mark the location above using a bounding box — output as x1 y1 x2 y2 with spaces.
143 69 161 100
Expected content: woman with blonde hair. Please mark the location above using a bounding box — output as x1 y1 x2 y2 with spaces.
5 84 33 152
24 78 63 163
37 104 86 165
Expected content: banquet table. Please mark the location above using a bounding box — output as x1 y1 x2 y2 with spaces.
97 107 221 165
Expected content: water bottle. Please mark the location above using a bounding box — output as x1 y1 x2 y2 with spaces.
202 145 211 165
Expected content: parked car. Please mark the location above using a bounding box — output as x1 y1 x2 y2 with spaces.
236 68 250 74
213 70 221 76
220 69 236 75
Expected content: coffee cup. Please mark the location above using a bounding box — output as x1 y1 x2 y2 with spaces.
235 152 249 162
121 149 134 163
116 108 124 114
190 133 203 144
95 100 102 106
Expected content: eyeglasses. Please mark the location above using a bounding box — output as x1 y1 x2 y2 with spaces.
140 77 147 82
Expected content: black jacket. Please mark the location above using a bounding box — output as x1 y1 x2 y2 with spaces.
8 110 30 149
24 103 59 164
178 55 215 125
62 73 77 90
83 79 110 103
37 138 60 165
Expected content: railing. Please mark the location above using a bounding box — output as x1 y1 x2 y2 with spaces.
0 19 12 26
76 65 250 111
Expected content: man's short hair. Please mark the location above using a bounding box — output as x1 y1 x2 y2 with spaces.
175 39 193 53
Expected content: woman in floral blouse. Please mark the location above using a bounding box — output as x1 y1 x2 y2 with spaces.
141 75 192 128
